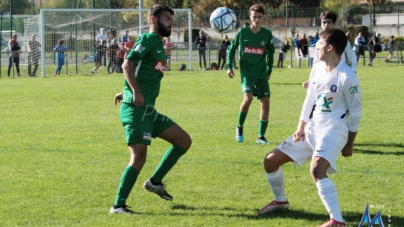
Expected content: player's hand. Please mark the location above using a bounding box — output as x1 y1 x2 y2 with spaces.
302 80 309 89
292 128 306 142
341 143 354 157
227 69 234 78
133 92 144 106
114 92 123 105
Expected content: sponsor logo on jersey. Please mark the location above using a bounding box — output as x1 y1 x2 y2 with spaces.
349 85 359 94
242 86 250 91
317 94 333 112
157 50 162 53
244 39 249 42
330 85 337 92
143 132 152 140
260 41 266 47
243 46 264 55
134 45 146 54
154 60 165 73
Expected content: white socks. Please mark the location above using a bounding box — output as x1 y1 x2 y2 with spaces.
316 178 344 222
266 168 287 202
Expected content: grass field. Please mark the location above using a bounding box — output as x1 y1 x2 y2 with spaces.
0 63 403 226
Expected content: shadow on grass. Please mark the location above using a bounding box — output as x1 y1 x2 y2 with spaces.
169 205 404 226
355 142 404 156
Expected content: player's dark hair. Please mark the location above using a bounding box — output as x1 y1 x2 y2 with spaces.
319 11 337 23
149 4 174 19
57 39 64 45
319 29 347 56
250 4 264 15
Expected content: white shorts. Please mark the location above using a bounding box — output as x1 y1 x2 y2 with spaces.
277 124 348 174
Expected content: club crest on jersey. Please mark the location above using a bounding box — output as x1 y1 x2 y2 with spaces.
330 85 337 93
349 85 359 94
134 45 146 54
154 60 166 73
260 41 266 47
243 46 264 55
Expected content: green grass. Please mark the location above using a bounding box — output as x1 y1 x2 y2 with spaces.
0 64 403 226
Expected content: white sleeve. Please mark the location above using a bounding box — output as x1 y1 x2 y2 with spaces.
346 42 357 72
344 76 362 132
299 69 316 123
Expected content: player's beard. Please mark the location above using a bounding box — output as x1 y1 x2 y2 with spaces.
157 19 171 37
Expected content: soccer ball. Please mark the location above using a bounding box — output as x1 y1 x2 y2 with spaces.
210 7 237 34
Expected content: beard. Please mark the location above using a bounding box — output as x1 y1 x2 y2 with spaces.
157 19 171 37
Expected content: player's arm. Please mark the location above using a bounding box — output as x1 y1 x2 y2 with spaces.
346 42 358 72
341 75 362 157
226 31 240 78
266 33 275 79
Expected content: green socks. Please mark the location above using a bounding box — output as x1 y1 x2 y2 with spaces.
151 145 187 183
238 111 248 127
258 119 268 137
114 166 139 206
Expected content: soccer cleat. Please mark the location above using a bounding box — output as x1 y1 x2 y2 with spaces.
143 179 173 201
53 73 57 76
256 136 270 144
367 63 373 66
236 126 244 143
109 205 135 214
317 218 347 227
257 200 290 216
90 70 95 74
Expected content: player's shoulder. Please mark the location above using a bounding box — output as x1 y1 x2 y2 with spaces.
339 63 359 83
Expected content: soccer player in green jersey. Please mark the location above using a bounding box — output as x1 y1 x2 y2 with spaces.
110 5 192 214
226 4 274 144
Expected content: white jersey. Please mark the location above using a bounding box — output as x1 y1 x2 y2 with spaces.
300 60 362 132
313 40 357 72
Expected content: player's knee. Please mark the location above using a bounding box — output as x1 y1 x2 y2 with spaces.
263 152 280 172
180 133 192 151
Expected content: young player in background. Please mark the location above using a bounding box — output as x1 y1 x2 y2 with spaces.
91 40 108 74
27 34 41 77
258 29 362 227
302 11 357 88
226 4 274 144
53 39 67 76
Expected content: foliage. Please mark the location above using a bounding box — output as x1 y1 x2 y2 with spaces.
0 0 30 14
362 0 393 25
340 4 368 25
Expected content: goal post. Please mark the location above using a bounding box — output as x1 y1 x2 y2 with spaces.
24 8 193 77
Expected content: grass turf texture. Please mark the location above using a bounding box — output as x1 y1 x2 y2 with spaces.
0 64 403 226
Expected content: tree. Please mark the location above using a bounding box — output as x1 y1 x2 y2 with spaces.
363 0 392 26
0 0 30 14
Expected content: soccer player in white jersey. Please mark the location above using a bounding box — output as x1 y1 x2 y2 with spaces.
257 29 362 227
302 11 357 88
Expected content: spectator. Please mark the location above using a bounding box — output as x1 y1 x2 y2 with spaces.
53 39 67 76
386 35 395 62
218 35 230 70
108 39 119 73
353 32 366 62
300 34 308 57
120 30 129 43
244 22 250 27
7 34 21 77
312 31 319 44
195 30 207 70
368 32 381 66
307 36 314 68
27 34 41 77
91 40 108 74
164 37 175 71
116 42 125 73
277 40 290 68
294 33 302 57
123 36 135 58
97 28 108 66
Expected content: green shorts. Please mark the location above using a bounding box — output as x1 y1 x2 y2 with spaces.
240 77 270 99
120 103 175 145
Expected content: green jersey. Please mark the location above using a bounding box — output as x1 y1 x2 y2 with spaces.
226 27 274 79
122 32 166 106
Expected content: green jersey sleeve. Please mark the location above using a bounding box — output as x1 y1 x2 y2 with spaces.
226 29 240 70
